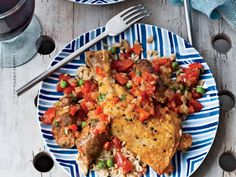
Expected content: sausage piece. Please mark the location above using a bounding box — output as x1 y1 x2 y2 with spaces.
136 59 154 73
75 126 110 175
52 113 76 148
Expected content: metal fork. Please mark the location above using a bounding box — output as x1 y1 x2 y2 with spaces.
16 4 150 96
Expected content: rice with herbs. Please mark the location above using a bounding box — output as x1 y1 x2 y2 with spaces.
90 141 146 177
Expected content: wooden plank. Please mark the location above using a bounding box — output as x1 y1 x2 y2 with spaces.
190 9 236 177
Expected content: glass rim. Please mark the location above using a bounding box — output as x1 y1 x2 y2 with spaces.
0 0 25 19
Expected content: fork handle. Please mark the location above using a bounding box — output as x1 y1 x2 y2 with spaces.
16 30 109 96
184 0 192 45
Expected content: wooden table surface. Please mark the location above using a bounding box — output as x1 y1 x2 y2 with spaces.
0 0 235 177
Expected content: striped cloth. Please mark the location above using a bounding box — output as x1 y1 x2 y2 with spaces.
169 0 236 30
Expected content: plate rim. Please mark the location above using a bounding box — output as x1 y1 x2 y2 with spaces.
37 23 220 177
68 0 125 5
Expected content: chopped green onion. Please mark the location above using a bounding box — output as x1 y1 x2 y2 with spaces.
70 94 78 102
172 62 179 71
172 87 177 92
53 120 59 127
60 80 67 88
120 94 127 101
97 160 106 169
126 82 132 89
106 158 114 168
110 47 117 54
81 121 87 128
179 84 184 91
200 68 204 74
196 86 206 94
136 70 142 76
98 93 106 102
176 69 183 76
185 86 190 91
77 79 84 86
64 128 69 135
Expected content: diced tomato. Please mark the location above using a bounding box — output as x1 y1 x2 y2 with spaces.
140 92 150 105
143 104 155 116
189 62 203 70
168 100 176 108
135 107 151 122
42 107 56 124
77 109 87 120
85 101 96 111
119 50 131 60
82 80 97 95
80 101 89 114
191 91 202 99
112 137 122 149
103 141 112 150
95 66 106 77
57 84 64 92
188 105 195 114
178 63 202 87
128 70 136 78
142 71 152 81
122 158 134 174
67 78 77 88
95 121 108 134
132 75 143 85
111 59 134 72
59 74 71 81
68 124 78 131
74 131 80 138
114 73 129 85
63 86 74 95
95 106 103 115
100 113 109 122
131 44 142 55
69 106 79 116
129 86 141 97
152 58 171 72
171 93 183 106
45 107 56 119
70 82 77 88
91 128 100 135
112 96 120 104
146 83 156 96
189 99 203 112
115 151 133 174
177 73 198 87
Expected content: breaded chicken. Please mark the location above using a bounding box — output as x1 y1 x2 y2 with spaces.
86 50 183 175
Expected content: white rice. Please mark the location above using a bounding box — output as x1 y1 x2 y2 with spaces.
76 66 95 80
92 142 147 177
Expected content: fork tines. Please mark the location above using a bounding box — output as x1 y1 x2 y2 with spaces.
120 4 151 25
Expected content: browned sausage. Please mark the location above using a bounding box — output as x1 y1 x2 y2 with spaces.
136 59 154 73
75 126 110 170
52 113 76 148
51 96 77 148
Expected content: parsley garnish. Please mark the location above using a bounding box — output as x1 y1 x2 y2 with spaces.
120 94 127 101
98 93 106 102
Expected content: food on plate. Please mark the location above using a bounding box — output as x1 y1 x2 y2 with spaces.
41 39 206 176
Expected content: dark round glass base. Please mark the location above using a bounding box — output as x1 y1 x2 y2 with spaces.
0 16 42 68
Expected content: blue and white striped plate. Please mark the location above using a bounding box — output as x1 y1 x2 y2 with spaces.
69 0 125 5
38 23 219 177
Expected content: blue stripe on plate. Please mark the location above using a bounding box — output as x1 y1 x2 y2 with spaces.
38 23 219 177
